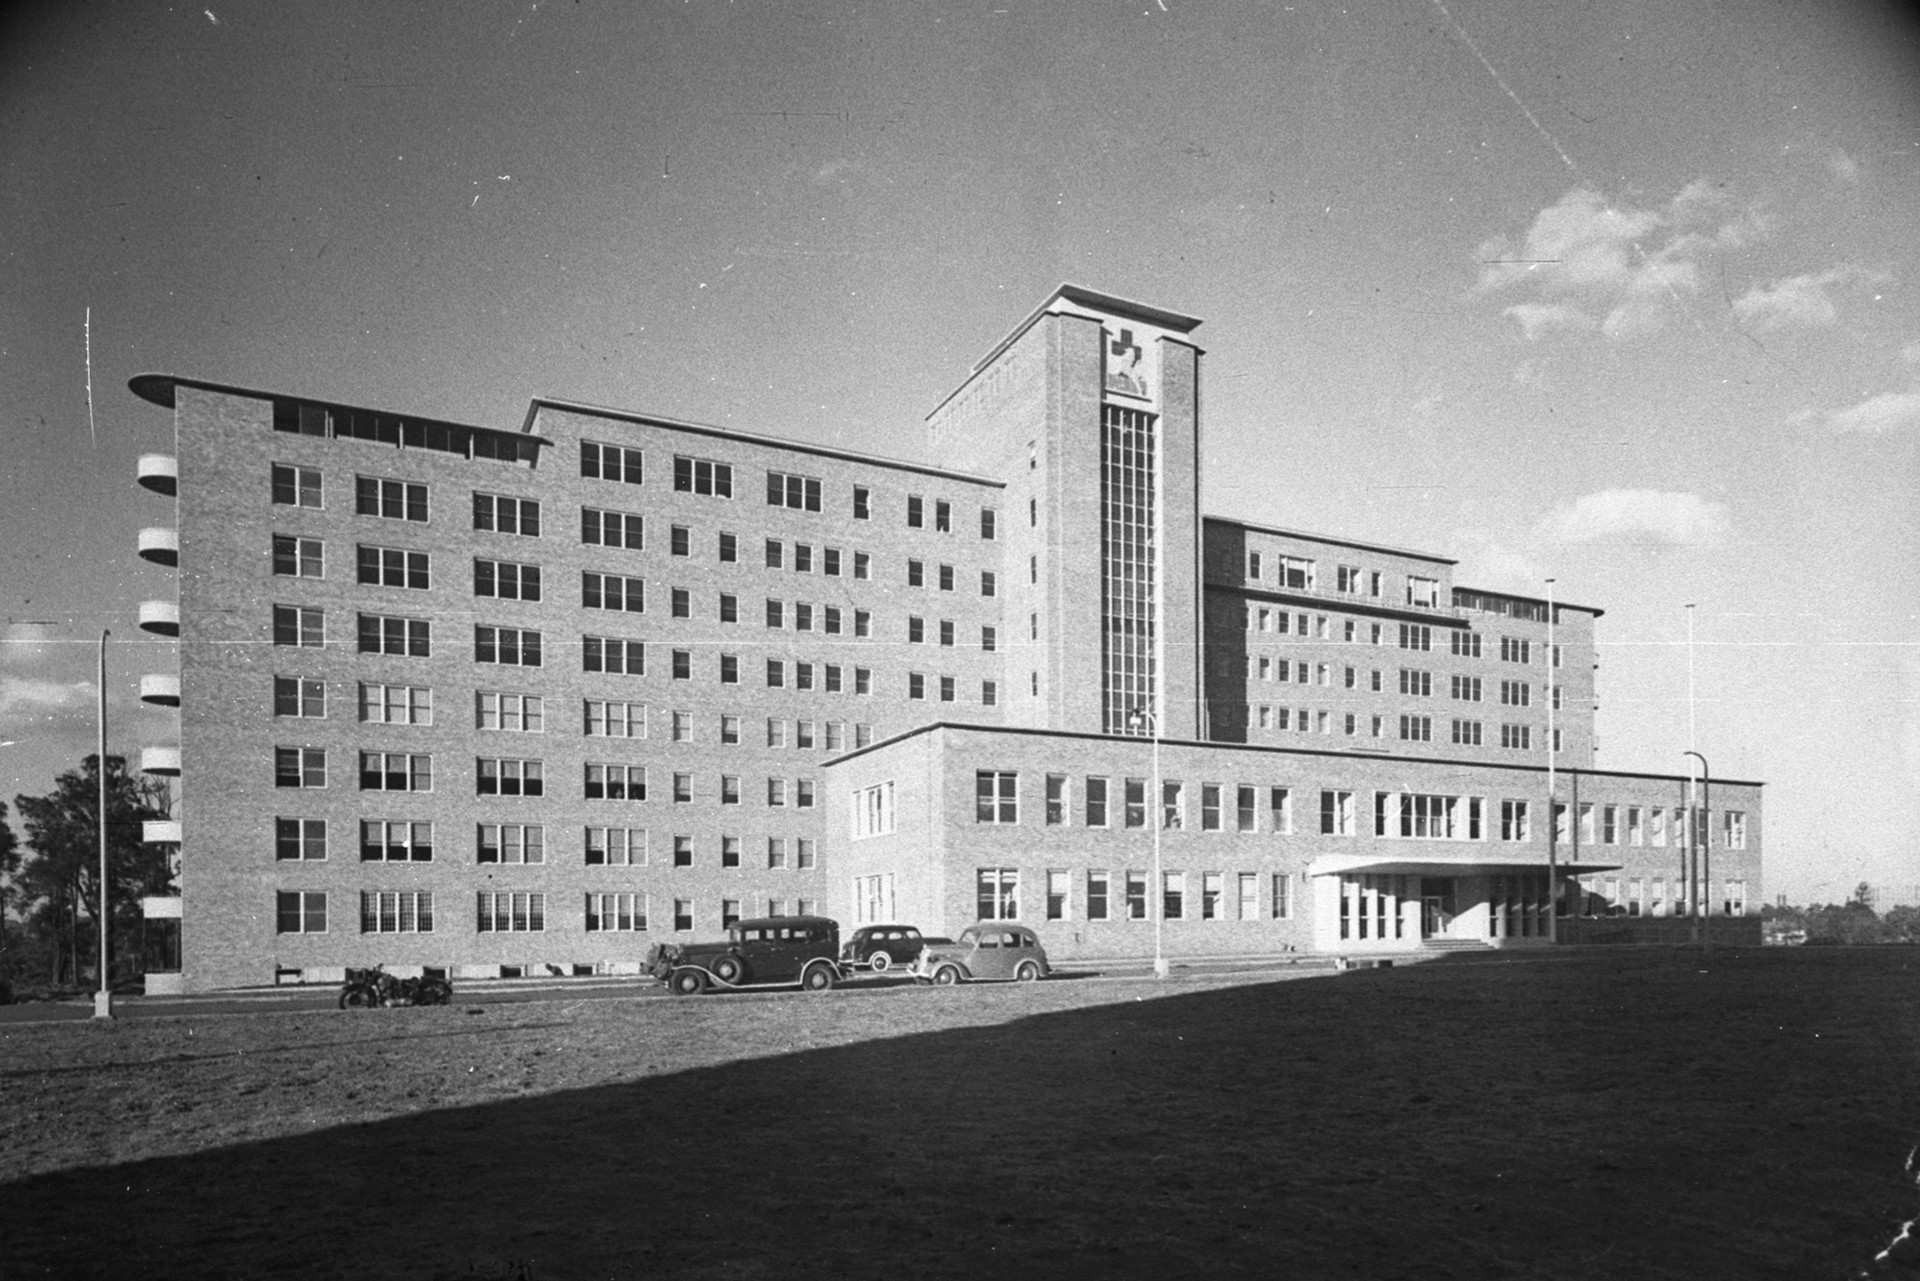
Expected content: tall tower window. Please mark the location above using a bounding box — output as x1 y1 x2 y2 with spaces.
1100 404 1158 734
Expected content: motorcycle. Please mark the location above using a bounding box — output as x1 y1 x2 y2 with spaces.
339 965 453 1009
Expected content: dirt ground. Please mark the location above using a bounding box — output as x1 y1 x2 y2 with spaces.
2 948 1917 1280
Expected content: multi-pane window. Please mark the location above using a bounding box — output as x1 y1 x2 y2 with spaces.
1406 576 1439 609
475 691 541 732
360 820 433 862
478 823 544 864
360 751 432 792
907 559 924 587
852 781 895 838
673 455 732 497
581 441 644 484
1161 781 1184 830
476 891 545 932
1235 786 1258 832
275 891 328 933
1725 811 1747 849
361 890 434 934
586 827 647 865
1450 675 1483 701
671 588 691 619
474 624 540 666
274 747 326 788
939 564 954 591
1124 778 1147 829
1125 872 1148 920
939 676 956 703
582 507 644 549
1451 718 1483 746
275 818 326 861
473 492 540 536
1451 630 1483 658
1319 790 1354 836
1087 870 1110 921
1278 557 1315 590
1201 784 1223 831
274 676 325 719
471 558 539 600
1398 715 1432 742
976 771 1017 823
1270 786 1293 834
476 757 543 796
717 531 738 562
1272 874 1293 920
1499 680 1531 707
272 463 322 508
586 892 648 932
1500 637 1532 663
273 605 324 648
582 635 642 674
673 900 694 931
584 699 646 738
1500 799 1530 841
356 475 428 522
853 486 871 519
907 495 924 528
1398 669 1433 697
1046 870 1069 921
272 534 324 578
585 763 646 800
1398 624 1432 651
583 571 644 612
1045 775 1068 826
359 613 431 657
1085 777 1109 827
976 868 1020 920
359 682 432 725
766 470 823 511
354 544 428 589
981 508 997 539
934 500 951 532
1500 724 1532 750
939 620 955 647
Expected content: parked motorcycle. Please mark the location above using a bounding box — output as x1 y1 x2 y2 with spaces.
339 965 453 1009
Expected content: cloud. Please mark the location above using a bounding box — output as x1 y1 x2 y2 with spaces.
1450 531 1546 594
1540 489 1729 547
1732 266 1885 333
1 623 58 667
1475 183 1761 341
1826 391 1920 435
0 676 95 719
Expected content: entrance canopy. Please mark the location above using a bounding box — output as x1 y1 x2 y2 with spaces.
1309 853 1623 879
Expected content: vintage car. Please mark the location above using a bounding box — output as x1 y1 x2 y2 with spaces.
840 924 927 972
910 923 1050 985
646 915 843 995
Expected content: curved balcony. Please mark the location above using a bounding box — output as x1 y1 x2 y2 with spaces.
139 674 181 706
136 453 178 496
137 527 179 566
143 820 183 844
138 600 179 636
140 746 181 777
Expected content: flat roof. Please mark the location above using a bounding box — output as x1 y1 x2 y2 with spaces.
128 374 527 442
824 720 1763 788
1203 515 1457 566
1454 585 1604 620
529 396 1005 488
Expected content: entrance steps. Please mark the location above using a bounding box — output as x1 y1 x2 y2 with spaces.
1421 938 1493 953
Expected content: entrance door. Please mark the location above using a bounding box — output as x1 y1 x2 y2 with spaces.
1420 878 1458 939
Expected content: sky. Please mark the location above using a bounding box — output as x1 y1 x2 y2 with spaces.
2 0 1915 905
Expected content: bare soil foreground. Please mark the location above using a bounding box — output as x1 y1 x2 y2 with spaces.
3 948 1918 1280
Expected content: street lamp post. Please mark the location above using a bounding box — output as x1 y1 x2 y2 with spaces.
1545 578 1557 944
95 628 113 1021
1127 706 1169 979
1685 750 1711 951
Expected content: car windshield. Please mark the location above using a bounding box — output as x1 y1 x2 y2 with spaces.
957 927 979 945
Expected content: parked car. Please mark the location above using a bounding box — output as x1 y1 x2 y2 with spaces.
647 915 843 995
841 924 927 972
910 923 1049 984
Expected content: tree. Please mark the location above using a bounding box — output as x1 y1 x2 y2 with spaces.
0 801 18 979
13 755 173 986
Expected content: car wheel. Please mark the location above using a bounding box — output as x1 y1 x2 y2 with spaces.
339 985 377 1009
868 950 891 972
802 963 837 992
1014 960 1041 983
669 968 708 996
932 965 962 986
712 955 746 985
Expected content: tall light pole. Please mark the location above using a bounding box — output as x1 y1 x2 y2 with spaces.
1685 750 1711 951
1685 604 1697 943
95 628 113 1021
1545 578 1557 943
1127 706 1168 979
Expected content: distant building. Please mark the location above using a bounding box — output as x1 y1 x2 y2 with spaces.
128 286 1763 992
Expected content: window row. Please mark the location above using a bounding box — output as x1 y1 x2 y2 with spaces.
974 867 1296 923
274 819 841 867
278 889 821 935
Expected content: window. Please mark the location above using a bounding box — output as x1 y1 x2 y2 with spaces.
355 613 428 658
273 605 324 648
1201 784 1222 831
359 820 434 862
1398 669 1433 697
1398 715 1432 742
980 508 996 539
768 599 787 630
272 534 324 579
581 635 641 674
852 781 896 838
1272 874 1292 920
765 837 786 869
1451 630 1482 658
275 818 326 861
1500 800 1530 841
1725 811 1747 850
359 752 432 792
1248 551 1264 579
470 557 538 601
674 774 693 803
717 653 739 684
476 891 545 933
583 571 645 612
939 564 954 591
982 679 998 706
721 838 741 869
672 455 732 497
356 475 428 522
908 616 925 644
669 588 691 619
768 659 787 688
275 891 328 934
674 650 693 680
907 559 924 587
855 609 872 637
720 715 740 744
1602 805 1619 845
1450 718 1483 746
274 676 325 719
853 486 871 519
939 676 955 703
581 507 644 549
1234 786 1258 832
766 778 787 808
1319 790 1354 836
1501 636 1532 664
766 471 822 511
939 620 955 647
1045 775 1068 826
933 499 951 532
1085 777 1109 827
581 440 644 484
976 771 1017 823
1278 557 1314 590
853 553 871 581
586 892 648 932
1500 724 1532 750
671 711 692 742
673 900 694 932
1087 870 1110 921
720 774 740 805
1124 778 1147 829
583 699 646 738
1450 675 1483 701
1499 680 1531 707
1336 565 1362 594
474 624 540 667
473 492 539 536
976 868 1020 920
354 890 431 934
1200 872 1222 920
275 747 326 788
718 531 738 562
855 667 872 694
794 545 813 574
1398 624 1432 651
908 673 924 700
1406 576 1439 609
1125 872 1148 920
907 495 924 528
765 539 784 570
1161 781 1184 830
797 839 817 869
981 570 997 597
272 463 321 508
585 763 646 800
586 827 647 865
